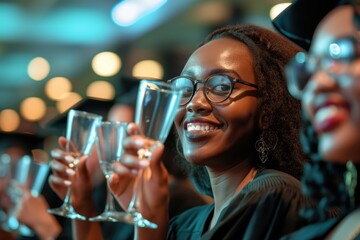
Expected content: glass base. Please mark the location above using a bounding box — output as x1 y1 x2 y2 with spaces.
88 211 132 222
2 216 19 232
19 224 34 237
48 204 86 220
131 211 158 229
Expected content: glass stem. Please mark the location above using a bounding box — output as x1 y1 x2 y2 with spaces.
62 186 72 206
105 184 116 212
127 168 143 213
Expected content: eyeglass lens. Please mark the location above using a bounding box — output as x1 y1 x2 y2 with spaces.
171 75 234 105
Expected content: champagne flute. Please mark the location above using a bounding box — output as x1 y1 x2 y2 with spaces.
126 79 182 228
48 109 102 220
3 155 50 236
89 121 130 222
0 154 11 223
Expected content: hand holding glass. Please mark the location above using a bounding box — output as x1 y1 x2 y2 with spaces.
48 109 102 220
126 80 182 228
89 121 130 222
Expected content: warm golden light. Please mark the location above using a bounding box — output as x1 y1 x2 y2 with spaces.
56 92 82 113
270 3 291 20
28 57 50 81
86 81 115 100
92 52 122 77
45 77 72 100
20 97 47 121
132 60 163 79
0 109 20 132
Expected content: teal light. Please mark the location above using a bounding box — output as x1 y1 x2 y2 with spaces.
0 3 23 40
111 0 168 27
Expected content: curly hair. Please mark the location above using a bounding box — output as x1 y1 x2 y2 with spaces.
299 113 360 222
174 24 307 196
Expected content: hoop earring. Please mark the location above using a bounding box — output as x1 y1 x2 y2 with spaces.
255 132 278 163
345 161 358 209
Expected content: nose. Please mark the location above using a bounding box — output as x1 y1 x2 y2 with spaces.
186 84 212 113
305 68 339 96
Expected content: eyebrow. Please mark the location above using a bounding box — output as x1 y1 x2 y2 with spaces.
181 68 244 79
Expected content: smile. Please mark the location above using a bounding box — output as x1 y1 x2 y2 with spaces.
186 122 219 132
314 104 349 133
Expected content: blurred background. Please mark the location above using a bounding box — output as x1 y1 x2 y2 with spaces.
0 0 292 138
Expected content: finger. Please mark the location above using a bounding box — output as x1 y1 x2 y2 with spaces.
49 160 75 180
113 161 143 175
58 136 67 150
127 123 142 136
76 156 90 180
48 175 72 188
148 142 166 176
122 154 149 169
123 135 156 153
108 173 134 208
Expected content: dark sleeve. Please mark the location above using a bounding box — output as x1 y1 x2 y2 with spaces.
201 170 311 240
168 205 213 240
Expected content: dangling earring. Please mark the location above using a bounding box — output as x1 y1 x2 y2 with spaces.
345 161 358 209
255 132 277 163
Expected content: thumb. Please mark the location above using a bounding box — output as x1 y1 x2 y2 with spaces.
149 142 165 175
58 136 67 150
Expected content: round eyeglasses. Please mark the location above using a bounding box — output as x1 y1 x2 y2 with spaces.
168 74 258 106
285 36 359 99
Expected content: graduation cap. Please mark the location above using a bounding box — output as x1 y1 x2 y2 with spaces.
272 0 350 51
0 132 45 154
45 97 115 132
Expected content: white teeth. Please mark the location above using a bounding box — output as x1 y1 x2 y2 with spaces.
187 123 218 132
315 105 340 123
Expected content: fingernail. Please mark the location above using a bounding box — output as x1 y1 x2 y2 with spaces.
65 168 76 176
64 156 74 163
50 149 62 158
50 161 63 171
64 180 72 186
139 160 149 167
51 176 71 186
114 165 126 174
131 169 139 175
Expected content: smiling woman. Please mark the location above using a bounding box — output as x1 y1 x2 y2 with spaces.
47 24 312 240
109 24 310 240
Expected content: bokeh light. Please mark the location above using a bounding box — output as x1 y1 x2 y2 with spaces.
56 92 82 113
270 3 291 20
86 81 115 100
45 77 72 100
0 109 20 132
28 57 50 81
132 60 163 79
20 97 47 121
92 52 122 77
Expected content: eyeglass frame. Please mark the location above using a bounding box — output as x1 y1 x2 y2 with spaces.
286 35 360 100
167 74 258 106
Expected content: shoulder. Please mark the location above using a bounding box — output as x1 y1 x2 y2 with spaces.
169 204 213 226
281 218 340 240
247 168 302 191
235 169 312 210
168 204 213 239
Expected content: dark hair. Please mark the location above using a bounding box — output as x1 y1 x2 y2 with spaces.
175 24 307 196
299 114 360 222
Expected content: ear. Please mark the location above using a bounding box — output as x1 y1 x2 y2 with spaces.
258 112 267 130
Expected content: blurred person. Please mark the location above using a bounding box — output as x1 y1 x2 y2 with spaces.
280 2 360 239
0 133 62 240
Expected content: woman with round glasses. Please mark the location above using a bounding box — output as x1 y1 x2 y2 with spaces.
283 4 360 240
105 24 311 240
47 24 310 239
